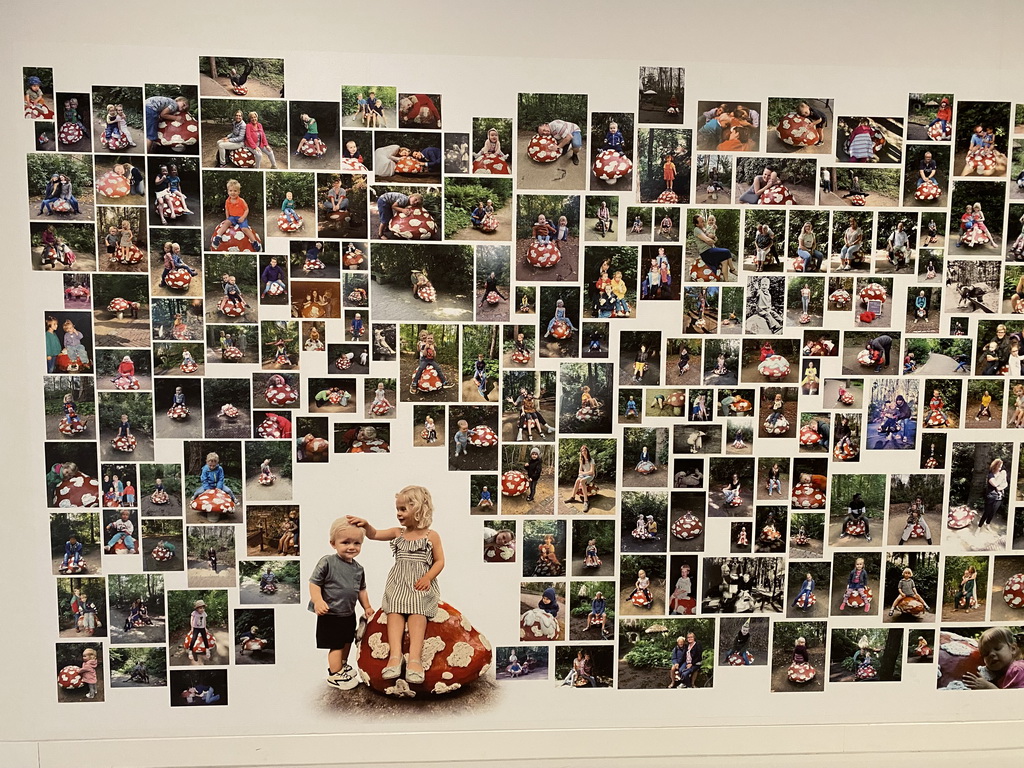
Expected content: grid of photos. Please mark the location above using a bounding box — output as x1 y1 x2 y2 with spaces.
30 56 1024 709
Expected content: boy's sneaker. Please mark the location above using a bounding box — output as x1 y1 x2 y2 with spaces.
327 663 360 690
212 236 222 247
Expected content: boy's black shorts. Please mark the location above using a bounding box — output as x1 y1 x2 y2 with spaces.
316 613 356 649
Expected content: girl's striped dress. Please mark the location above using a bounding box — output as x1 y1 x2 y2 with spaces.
381 532 440 618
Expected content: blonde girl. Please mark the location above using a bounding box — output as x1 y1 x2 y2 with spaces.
347 486 445 685
964 627 1024 689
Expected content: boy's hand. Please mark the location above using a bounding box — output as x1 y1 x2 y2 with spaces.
363 606 374 620
313 599 330 616
414 576 432 591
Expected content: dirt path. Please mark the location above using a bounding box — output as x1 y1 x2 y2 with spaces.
943 520 1007 553
203 411 253 440
461 376 499 403
236 646 276 665
770 649 825 692
788 536 824 559
245 476 293 502
475 287 511 322
570 554 615 578
187 562 237 589
915 352 964 375
29 195 95 221
100 429 155 462
168 628 232 666
819 189 899 208
108 609 167 644
370 279 474 323
45 416 94 440
499 474 555 515
142 492 182 518
569 612 612 642
200 73 282 98
93 314 152 348
450 205 513 241
516 131 587 191
621 465 669 489
617 580 665 616
111 674 167 688
556 481 616 515
239 579 301 605
154 412 204 440
785 594 828 620
51 544 102 576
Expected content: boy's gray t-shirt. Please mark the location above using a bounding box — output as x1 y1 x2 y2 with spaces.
308 554 366 616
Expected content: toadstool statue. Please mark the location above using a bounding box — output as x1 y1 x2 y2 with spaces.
763 414 790 435
526 242 561 268
339 157 368 172
107 297 133 318
794 592 816 609
264 375 298 406
526 134 560 163
299 138 327 158
277 212 303 233
190 488 235 516
511 348 531 365
157 112 199 148
592 149 633 185
57 665 85 690
946 504 975 529
549 320 572 339
828 289 851 307
915 180 942 202
473 155 511 175
358 602 492 696
211 227 261 253
656 189 678 204
469 425 498 448
520 606 560 640
229 147 257 168
412 367 444 392
222 346 243 361
302 435 330 460
343 249 365 268
775 113 820 146
928 122 951 141
150 489 169 505
58 122 84 145
791 479 826 509
757 355 791 380
1002 573 1024 609
671 512 703 540
182 630 216 654
164 268 193 291
111 434 137 452
500 470 529 497
937 630 982 689
180 358 199 374
97 170 130 198
167 404 189 420
787 661 816 684
760 185 795 205
687 257 719 282
388 208 438 240
53 470 101 507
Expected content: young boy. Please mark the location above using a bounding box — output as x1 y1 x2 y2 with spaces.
62 534 83 570
309 518 373 689
188 599 211 660
453 419 470 458
212 178 261 251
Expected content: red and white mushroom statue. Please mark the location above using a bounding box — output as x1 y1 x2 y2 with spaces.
150 489 169 505
412 366 444 392
479 213 499 233
388 208 438 240
57 665 85 690
258 472 275 486
757 355 791 380
111 434 137 452
303 436 330 460
53 471 101 507
763 415 790 435
519 606 560 640
276 212 303 232
221 404 240 418
937 631 983 689
220 300 246 318
1002 573 1024 609
211 227 261 253
415 282 437 302
358 602 492 697
229 147 257 168
191 488 236 516
164 268 192 291
97 170 130 198
167 404 189 420
100 132 131 151
592 149 633 185
50 198 73 214
343 249 364 268
335 354 353 371
339 157 368 172
107 298 133 318
526 134 560 163
946 504 975 529
859 283 887 303
59 557 89 574
511 348 531 364
844 518 867 536
894 595 926 616
928 122 951 141
300 138 327 158
730 398 753 413
856 349 877 367
26 102 55 119
849 194 866 206
265 381 298 406
113 246 146 265
370 400 391 416
798 425 822 446
472 155 511 175
791 481 826 509
828 289 851 307
350 437 390 454
671 512 703 540
180 358 199 373
157 195 188 221
760 185 795 205
775 113 820 146
795 592 816 609
256 416 283 439
526 242 561 268
501 470 529 497
114 375 139 391
727 650 753 665
855 664 878 680
394 156 425 175
687 257 719 282
469 425 498 448
844 587 872 610
485 291 502 305
182 630 216 654
787 661 817 684
915 180 942 202
833 442 858 461
549 320 571 339
222 347 243 362
157 112 199 148
965 148 1007 177
58 417 86 435
656 189 679 204
58 122 84 145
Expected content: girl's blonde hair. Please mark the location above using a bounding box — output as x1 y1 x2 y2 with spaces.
903 567 913 577
979 627 1022 658
397 485 434 528
83 648 97 659
796 636 806 645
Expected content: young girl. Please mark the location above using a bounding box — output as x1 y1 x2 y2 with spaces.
840 557 871 612
281 191 301 226
766 462 782 495
722 473 741 506
371 382 393 416
555 215 569 243
584 538 601 567
278 510 299 554
712 353 728 376
976 389 992 420
422 414 437 443
347 486 445 684
888 567 931 617
62 319 90 366
81 648 99 699
475 127 506 160
793 573 815 608
952 565 978 612
630 569 652 607
662 154 676 191
630 214 643 233
964 627 1024 689
691 394 707 421
636 445 655 473
801 362 818 395
732 428 746 449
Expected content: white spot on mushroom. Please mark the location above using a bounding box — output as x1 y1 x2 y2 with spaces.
479 633 492 651
941 640 975 657
385 679 416 698
431 682 461 694
359 669 370 684
442 672 453 680
447 642 475 668
430 607 450 624
520 628 526 639
460 616 472 632
479 663 491 678
368 632 390 660
420 635 446 669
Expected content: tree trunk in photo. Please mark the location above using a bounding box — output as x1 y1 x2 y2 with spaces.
878 630 901 680
488 324 498 359
209 58 219 80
